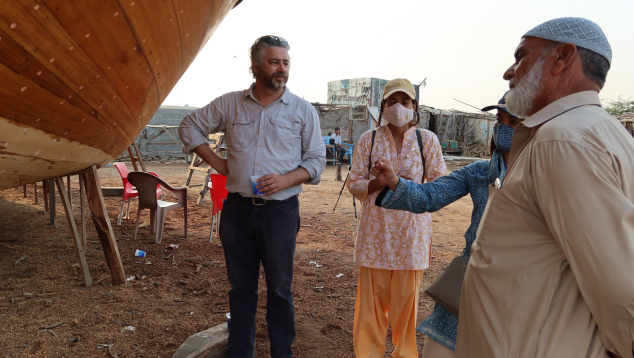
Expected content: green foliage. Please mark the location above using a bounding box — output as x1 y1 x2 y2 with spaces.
602 96 634 116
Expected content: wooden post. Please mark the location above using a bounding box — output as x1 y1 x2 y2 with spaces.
48 179 55 225
33 183 38 204
55 177 93 287
23 185 27 198
42 181 49 212
81 165 126 285
336 164 342 181
66 175 72 211
79 174 87 251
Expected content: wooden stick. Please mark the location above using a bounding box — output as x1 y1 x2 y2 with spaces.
79 173 87 251
66 175 72 211
43 181 49 212
127 146 139 171
81 165 125 285
33 183 38 204
55 177 92 287
132 142 147 172
48 179 55 225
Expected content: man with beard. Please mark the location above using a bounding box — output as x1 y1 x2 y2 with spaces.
178 35 326 358
456 18 634 358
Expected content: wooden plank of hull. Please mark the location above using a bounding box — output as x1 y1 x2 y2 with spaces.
0 117 112 190
0 0 239 190
115 0 184 104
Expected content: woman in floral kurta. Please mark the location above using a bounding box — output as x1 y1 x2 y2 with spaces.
346 78 446 358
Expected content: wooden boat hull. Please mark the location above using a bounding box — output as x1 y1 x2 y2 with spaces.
0 0 238 190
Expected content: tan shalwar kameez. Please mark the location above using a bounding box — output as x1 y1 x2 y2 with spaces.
456 91 634 358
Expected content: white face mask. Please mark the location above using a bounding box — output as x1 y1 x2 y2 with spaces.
382 103 414 127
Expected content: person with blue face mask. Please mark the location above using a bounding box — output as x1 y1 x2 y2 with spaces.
368 92 522 357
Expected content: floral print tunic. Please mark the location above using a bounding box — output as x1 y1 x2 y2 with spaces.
347 125 446 270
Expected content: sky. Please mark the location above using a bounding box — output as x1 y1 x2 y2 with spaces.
163 0 634 112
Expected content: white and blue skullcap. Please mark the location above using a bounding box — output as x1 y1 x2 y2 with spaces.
523 17 612 65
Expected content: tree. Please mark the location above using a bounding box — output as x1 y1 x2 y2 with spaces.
602 96 634 115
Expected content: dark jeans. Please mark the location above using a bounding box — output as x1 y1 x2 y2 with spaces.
333 146 345 162
219 193 300 358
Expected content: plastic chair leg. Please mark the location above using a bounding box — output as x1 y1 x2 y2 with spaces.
117 201 125 226
150 209 156 235
216 211 221 237
133 208 142 241
125 199 132 220
183 203 187 239
209 214 215 243
156 208 167 244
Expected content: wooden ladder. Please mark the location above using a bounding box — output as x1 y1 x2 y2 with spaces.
126 142 147 172
184 134 225 205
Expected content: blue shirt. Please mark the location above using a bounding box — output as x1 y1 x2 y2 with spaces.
378 149 506 351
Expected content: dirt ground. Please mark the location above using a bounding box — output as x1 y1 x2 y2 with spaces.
0 161 474 358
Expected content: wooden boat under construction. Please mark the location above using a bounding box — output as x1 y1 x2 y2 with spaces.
0 0 240 190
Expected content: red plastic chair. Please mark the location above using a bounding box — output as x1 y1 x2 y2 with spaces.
208 173 228 242
113 163 162 225
128 172 187 243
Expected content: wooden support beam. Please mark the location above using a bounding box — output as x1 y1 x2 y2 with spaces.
55 177 93 287
48 179 55 225
43 180 49 212
66 175 72 211
33 183 38 204
100 187 124 196
79 175 87 251
336 164 342 182
81 166 125 285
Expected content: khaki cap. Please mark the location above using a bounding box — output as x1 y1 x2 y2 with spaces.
383 78 416 100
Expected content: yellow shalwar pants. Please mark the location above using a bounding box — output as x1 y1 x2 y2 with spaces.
353 266 424 358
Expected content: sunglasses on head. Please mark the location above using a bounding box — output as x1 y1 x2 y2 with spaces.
260 35 289 47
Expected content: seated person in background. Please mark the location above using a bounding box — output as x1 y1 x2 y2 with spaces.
330 127 345 162
371 91 522 357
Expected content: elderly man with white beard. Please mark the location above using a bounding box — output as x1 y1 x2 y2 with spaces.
455 18 634 358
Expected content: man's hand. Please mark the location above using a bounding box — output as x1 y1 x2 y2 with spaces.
371 157 399 191
256 174 292 196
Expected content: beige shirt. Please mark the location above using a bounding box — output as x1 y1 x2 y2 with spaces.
456 91 634 358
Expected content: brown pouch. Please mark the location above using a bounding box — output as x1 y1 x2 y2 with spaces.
425 256 469 317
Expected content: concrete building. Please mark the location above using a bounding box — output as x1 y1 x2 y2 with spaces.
327 78 421 107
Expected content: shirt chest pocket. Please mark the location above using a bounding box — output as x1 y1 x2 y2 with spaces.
267 116 302 155
228 116 257 152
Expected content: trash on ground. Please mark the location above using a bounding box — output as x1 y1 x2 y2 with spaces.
96 344 109 350
313 286 324 292
126 276 137 282
120 325 135 333
336 274 344 278
134 249 146 257
14 256 28 265
165 244 180 249
309 261 323 268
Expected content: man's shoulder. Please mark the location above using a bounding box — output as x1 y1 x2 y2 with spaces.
537 105 634 157
538 105 623 141
283 89 316 111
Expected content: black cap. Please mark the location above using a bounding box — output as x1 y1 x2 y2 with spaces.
481 91 518 118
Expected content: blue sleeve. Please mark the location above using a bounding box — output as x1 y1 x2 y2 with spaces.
377 164 474 214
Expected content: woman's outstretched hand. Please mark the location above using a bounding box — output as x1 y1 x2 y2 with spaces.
371 157 400 191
